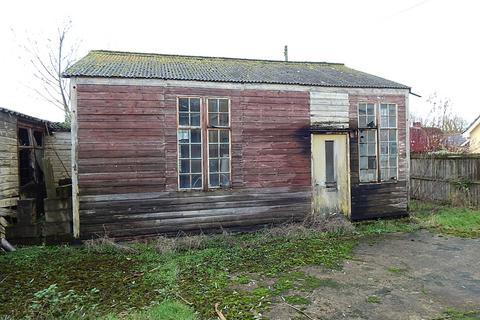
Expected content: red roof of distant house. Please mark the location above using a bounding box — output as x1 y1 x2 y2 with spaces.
410 122 443 152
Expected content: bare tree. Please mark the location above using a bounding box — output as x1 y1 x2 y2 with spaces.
411 93 467 133
24 21 79 123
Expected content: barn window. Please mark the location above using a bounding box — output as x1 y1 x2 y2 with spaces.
358 103 378 182
358 103 398 183
177 97 232 190
379 104 398 181
207 98 231 188
177 98 203 189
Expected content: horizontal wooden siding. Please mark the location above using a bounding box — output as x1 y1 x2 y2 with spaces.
0 112 18 201
76 84 311 238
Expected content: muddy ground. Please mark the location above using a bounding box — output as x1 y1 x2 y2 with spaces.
267 230 480 320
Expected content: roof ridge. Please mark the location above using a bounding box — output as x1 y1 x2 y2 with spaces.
89 49 345 66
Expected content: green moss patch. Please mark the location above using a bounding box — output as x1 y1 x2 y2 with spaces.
283 295 310 305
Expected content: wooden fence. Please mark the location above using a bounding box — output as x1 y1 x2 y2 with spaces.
410 154 480 207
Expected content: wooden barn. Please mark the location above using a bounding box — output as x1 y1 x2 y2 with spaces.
0 107 71 243
63 50 412 239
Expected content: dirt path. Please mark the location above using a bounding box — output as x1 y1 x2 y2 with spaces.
268 230 480 319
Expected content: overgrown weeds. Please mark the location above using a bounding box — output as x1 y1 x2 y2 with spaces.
2 203 478 319
410 200 480 238
84 235 137 254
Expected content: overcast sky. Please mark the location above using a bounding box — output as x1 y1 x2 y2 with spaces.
1 0 478 123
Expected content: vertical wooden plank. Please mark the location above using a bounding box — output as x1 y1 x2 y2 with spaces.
42 158 56 198
71 79 80 238
405 91 411 205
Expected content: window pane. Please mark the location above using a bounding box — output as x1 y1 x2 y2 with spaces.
389 168 397 180
192 174 202 188
219 157 230 172
209 159 219 173
359 116 366 128
219 99 229 112
210 174 219 187
191 159 202 173
190 98 200 112
389 116 396 128
180 160 190 173
220 144 229 157
380 155 388 167
209 113 219 126
179 113 189 126
219 113 229 126
219 130 229 143
191 145 202 158
380 142 388 154
367 131 375 141
191 113 200 126
389 142 397 154
178 130 189 143
359 143 367 156
209 144 218 158
367 104 375 115
389 104 396 116
360 170 368 181
325 140 335 183
360 156 368 169
380 104 388 116
208 99 218 113
179 98 189 112
358 104 366 115
380 129 388 140
367 116 375 127
180 144 189 158
381 116 388 127
220 173 230 187
389 156 397 167
191 129 201 143
179 174 190 189
209 130 218 143
389 130 397 140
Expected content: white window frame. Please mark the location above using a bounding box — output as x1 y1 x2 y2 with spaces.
177 96 204 190
357 102 399 183
379 103 399 181
206 98 232 189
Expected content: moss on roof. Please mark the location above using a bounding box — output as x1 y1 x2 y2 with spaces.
63 50 410 89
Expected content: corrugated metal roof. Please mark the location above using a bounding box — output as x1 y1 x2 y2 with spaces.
0 107 70 132
0 106 50 124
63 50 410 90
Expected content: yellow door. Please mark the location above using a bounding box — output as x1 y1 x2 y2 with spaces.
311 134 350 216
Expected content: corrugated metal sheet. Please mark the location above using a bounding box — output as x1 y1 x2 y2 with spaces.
63 50 410 89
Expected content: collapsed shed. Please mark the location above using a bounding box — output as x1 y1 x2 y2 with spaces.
0 107 71 243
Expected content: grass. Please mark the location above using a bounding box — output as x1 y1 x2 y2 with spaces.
354 217 420 235
366 295 382 304
1 201 478 319
283 295 310 305
105 301 198 320
410 200 480 238
356 201 480 239
0 226 356 320
387 266 407 274
436 308 480 320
